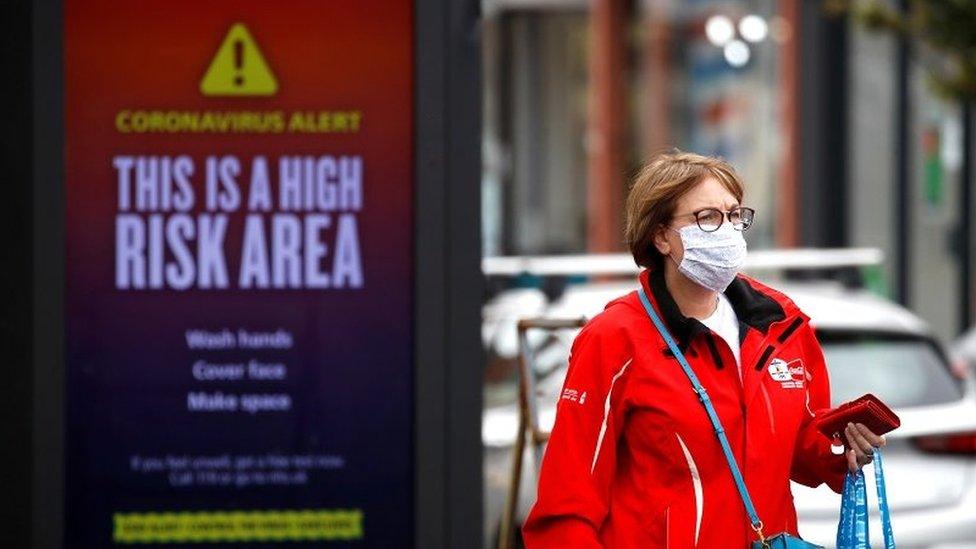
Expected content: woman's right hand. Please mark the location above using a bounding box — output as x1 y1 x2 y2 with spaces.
844 422 886 472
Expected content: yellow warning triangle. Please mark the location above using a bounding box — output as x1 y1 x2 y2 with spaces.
200 23 278 96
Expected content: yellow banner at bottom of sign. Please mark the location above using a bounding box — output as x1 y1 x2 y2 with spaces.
113 509 364 543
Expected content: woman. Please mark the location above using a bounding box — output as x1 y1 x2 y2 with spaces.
521 152 885 548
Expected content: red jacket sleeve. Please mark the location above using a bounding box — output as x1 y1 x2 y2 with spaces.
790 324 848 494
521 319 633 548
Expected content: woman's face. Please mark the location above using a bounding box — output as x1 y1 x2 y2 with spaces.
653 176 739 264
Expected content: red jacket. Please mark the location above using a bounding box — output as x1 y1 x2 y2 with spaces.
522 268 847 548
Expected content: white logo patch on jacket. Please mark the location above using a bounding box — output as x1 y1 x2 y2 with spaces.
768 358 805 389
561 388 587 404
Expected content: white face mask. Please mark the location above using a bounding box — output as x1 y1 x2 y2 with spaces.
669 222 747 292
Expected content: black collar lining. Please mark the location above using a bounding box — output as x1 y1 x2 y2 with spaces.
723 275 787 332
648 267 708 352
647 268 786 350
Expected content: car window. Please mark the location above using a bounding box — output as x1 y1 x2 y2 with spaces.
817 331 963 408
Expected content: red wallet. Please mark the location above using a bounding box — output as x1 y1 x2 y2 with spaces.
815 393 901 440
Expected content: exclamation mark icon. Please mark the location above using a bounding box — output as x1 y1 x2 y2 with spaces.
233 40 244 87
200 23 278 96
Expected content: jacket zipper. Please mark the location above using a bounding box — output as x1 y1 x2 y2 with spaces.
759 383 777 434
742 314 807 541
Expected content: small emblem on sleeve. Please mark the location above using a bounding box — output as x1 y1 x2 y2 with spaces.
561 388 588 404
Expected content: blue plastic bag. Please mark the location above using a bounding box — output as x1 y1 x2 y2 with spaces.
836 449 896 549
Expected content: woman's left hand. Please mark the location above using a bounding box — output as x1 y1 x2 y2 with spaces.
844 422 886 472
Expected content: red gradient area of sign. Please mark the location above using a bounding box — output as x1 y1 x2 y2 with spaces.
65 2 413 289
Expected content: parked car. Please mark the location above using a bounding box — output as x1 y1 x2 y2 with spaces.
951 325 976 380
483 275 976 548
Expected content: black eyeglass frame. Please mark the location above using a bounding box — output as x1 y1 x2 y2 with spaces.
670 206 756 233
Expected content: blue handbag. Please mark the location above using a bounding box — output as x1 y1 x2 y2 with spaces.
837 450 896 549
638 289 823 548
760 533 825 549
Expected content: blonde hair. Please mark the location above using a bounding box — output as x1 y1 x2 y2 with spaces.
625 150 745 268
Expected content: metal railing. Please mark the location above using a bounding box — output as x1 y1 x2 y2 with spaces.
498 316 588 549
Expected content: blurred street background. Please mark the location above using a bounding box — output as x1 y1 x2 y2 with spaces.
481 0 972 341
480 1 976 547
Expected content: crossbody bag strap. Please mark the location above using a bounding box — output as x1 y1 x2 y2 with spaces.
638 288 766 540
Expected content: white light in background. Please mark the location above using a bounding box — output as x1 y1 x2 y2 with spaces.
739 14 768 43
724 39 750 67
705 15 735 46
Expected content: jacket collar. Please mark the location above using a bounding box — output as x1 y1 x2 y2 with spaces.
641 266 787 350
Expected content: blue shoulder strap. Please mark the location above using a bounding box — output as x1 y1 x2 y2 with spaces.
638 288 765 534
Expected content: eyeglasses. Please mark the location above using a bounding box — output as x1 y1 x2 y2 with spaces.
671 206 756 232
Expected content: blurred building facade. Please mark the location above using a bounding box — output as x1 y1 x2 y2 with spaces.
481 0 976 342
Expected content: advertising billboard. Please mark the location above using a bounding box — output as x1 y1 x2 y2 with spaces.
64 2 414 545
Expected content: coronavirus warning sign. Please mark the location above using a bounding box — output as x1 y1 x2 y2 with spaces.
200 23 278 96
64 2 414 547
